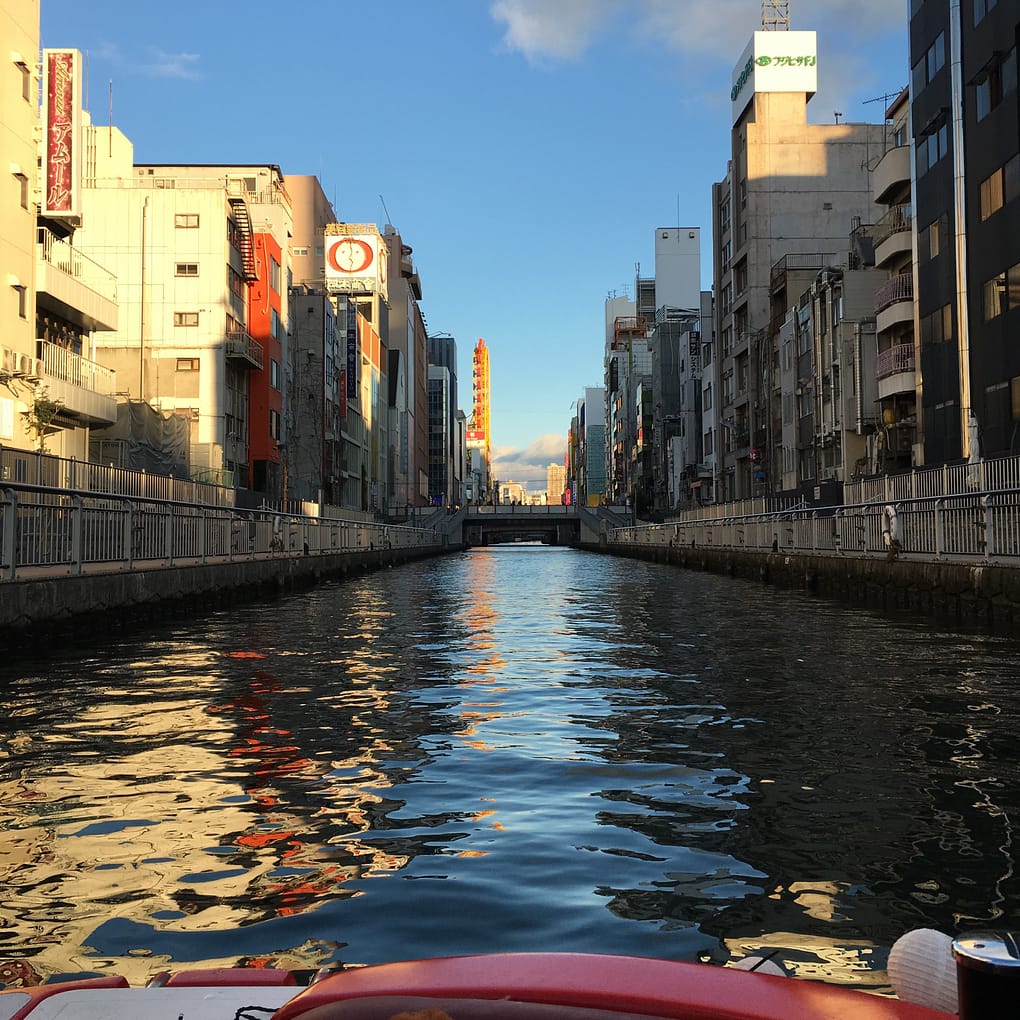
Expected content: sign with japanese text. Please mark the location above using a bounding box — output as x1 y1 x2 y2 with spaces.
731 31 817 124
42 49 81 218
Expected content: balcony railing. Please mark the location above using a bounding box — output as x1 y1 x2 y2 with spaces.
224 331 264 370
873 203 913 247
876 343 916 380
875 273 914 313
40 341 116 396
36 230 118 304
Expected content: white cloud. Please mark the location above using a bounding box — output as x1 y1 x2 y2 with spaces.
490 0 907 113
491 433 566 488
490 0 621 63
145 50 202 80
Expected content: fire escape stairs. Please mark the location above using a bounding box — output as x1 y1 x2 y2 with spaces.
228 197 259 282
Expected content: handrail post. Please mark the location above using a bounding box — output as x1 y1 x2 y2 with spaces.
934 498 945 560
983 496 995 559
71 494 84 576
2 488 16 581
124 501 135 568
198 507 206 564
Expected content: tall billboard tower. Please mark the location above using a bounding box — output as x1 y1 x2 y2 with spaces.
467 338 491 499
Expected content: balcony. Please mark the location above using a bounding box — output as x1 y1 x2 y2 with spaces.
875 273 914 334
876 342 916 400
35 230 118 332
225 331 264 371
38 340 118 426
872 145 910 205
873 204 913 269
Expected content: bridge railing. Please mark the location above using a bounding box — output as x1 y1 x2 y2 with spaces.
0 483 442 581
467 505 576 515
607 490 1020 566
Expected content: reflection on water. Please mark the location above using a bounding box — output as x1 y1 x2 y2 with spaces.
0 546 1018 991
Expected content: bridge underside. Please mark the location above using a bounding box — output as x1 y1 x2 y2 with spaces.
464 520 581 547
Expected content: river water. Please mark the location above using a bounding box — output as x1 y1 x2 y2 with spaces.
0 546 1018 992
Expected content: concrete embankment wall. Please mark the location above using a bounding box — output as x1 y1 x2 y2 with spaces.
587 541 1020 630
2 543 458 649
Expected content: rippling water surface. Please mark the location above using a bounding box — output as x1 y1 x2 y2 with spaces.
1 547 1018 990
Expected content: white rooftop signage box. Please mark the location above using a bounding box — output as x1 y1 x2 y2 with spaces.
730 31 817 125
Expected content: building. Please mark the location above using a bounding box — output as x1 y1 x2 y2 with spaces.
385 228 430 510
74 158 293 491
910 0 1019 464
712 27 886 501
546 461 566 504
1 28 119 461
427 334 458 506
467 338 491 501
870 87 917 475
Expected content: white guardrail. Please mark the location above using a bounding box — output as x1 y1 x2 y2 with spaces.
609 490 1020 566
0 484 442 581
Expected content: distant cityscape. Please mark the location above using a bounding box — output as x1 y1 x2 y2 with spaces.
2 1 1016 519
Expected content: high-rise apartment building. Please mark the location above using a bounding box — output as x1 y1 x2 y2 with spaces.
712 28 885 501
909 0 1019 464
1 28 119 461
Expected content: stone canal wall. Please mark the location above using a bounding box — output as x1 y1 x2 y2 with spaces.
590 540 1020 630
2 543 458 648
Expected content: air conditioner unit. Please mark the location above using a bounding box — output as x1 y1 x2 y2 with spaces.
29 357 44 380
17 353 34 377
0 347 14 374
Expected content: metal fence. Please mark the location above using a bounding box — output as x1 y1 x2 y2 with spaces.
609 490 1020 566
0 484 441 582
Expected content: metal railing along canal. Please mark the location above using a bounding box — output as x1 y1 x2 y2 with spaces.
1 484 441 581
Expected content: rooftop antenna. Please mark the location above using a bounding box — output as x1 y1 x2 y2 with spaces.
380 194 394 230
762 0 790 29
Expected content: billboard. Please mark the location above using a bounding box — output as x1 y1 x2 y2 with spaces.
324 223 387 299
42 49 82 219
731 31 817 124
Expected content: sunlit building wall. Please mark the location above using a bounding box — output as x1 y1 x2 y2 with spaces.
712 29 885 502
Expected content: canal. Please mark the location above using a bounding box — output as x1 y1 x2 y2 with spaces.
0 546 1017 992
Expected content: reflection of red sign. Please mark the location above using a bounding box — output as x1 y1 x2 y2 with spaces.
44 51 76 215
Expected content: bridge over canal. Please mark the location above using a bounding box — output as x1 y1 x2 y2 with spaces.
460 504 610 547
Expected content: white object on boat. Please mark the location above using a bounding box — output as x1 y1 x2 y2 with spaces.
887 927 958 1014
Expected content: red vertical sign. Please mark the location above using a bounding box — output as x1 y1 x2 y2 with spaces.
43 50 78 217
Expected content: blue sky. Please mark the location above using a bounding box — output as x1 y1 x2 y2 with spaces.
41 0 907 489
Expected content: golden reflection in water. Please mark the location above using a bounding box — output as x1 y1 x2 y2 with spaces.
0 641 424 985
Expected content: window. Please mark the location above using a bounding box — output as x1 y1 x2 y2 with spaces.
292 246 308 256
921 304 953 342
719 199 731 233
920 213 947 260
739 179 748 209
911 32 945 95
975 0 998 24
916 122 949 177
976 47 1017 120
734 259 748 296
269 409 281 440
269 257 281 293
271 307 281 341
175 262 199 276
982 264 1020 320
13 170 28 209
174 311 199 327
228 266 244 301
174 213 200 228
13 284 27 319
176 358 200 371
270 359 280 389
